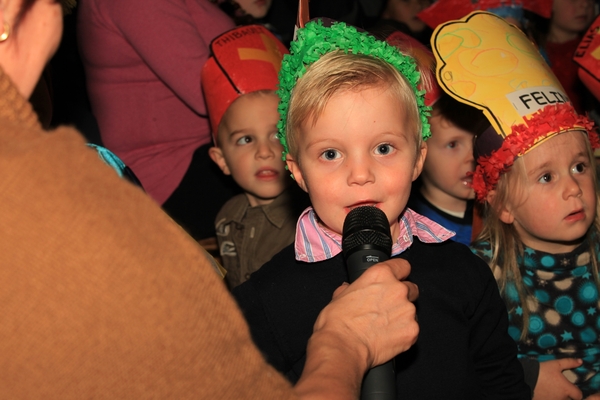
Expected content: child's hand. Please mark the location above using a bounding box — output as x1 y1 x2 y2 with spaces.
533 359 583 400
585 393 600 399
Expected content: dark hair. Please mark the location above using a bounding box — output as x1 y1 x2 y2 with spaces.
523 9 550 49
434 91 490 136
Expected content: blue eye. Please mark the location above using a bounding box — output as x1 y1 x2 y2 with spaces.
236 136 252 145
321 149 341 160
375 144 393 155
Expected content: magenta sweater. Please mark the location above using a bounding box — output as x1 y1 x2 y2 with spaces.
78 0 234 204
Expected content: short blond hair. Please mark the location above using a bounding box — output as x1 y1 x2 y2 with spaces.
285 51 422 160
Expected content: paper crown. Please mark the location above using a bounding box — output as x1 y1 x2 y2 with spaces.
277 19 431 159
574 15 600 102
385 31 442 107
419 0 551 30
431 11 597 200
202 25 288 143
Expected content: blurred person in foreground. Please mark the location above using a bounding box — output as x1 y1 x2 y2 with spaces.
0 0 419 398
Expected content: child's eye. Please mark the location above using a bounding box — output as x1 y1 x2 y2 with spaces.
538 173 552 184
375 143 393 155
572 162 587 174
236 136 252 145
446 141 457 149
321 149 341 161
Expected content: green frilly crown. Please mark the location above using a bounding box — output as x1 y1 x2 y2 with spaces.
276 19 431 159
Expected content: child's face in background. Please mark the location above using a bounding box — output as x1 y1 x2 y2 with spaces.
421 113 475 211
382 0 431 33
498 130 596 254
210 93 288 207
286 85 426 239
550 0 594 40
236 0 272 18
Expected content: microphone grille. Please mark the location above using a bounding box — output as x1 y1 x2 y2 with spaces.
342 206 392 256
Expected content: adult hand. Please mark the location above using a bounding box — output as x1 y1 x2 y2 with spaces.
533 359 583 400
313 258 419 368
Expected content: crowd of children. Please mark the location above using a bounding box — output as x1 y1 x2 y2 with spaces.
71 0 600 397
193 2 600 397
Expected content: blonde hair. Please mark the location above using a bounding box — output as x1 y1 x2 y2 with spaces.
285 51 422 160
476 133 600 339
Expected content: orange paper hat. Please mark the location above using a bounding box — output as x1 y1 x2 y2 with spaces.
419 0 551 30
574 15 600 102
431 11 597 200
385 30 442 107
202 25 288 143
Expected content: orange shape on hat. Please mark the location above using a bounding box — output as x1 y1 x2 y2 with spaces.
202 25 288 143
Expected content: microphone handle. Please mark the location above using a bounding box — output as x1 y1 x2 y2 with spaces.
346 249 396 400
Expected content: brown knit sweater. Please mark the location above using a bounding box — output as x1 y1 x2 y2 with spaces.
0 68 295 399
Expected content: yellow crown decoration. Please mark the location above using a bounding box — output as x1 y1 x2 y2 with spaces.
431 11 597 199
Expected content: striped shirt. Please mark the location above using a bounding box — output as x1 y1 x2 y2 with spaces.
294 207 455 262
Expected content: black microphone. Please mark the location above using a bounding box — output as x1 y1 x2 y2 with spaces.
342 206 396 400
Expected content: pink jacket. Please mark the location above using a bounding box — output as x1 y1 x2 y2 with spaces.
78 0 235 204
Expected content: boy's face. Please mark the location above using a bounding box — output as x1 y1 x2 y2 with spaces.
497 130 596 254
551 0 594 38
287 85 426 239
420 112 475 211
209 93 288 207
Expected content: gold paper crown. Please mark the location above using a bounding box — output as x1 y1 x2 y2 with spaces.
431 11 597 200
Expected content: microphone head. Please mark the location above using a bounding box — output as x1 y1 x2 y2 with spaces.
342 206 392 259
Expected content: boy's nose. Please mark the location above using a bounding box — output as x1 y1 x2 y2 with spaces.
347 157 375 185
256 141 275 159
465 146 475 164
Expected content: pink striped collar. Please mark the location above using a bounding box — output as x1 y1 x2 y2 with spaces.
294 207 455 262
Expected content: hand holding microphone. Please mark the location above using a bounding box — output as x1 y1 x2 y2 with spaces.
337 206 418 400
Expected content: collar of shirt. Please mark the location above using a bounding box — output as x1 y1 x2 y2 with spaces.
294 207 456 262
221 189 295 229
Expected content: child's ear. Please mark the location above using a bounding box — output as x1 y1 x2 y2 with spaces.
412 141 428 181
208 146 231 176
286 154 308 192
487 190 514 224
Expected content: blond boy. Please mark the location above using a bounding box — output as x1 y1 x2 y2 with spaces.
232 20 530 398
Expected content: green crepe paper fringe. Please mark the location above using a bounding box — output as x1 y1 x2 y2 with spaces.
276 20 431 160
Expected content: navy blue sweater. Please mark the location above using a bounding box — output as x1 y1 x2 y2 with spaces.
233 238 531 399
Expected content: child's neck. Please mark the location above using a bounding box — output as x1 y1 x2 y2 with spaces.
420 186 468 217
245 192 278 208
520 236 587 255
547 25 579 44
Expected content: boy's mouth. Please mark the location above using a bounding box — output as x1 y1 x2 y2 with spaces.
256 168 279 180
460 175 473 186
345 202 379 213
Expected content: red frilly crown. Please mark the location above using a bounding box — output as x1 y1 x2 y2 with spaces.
471 103 599 201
